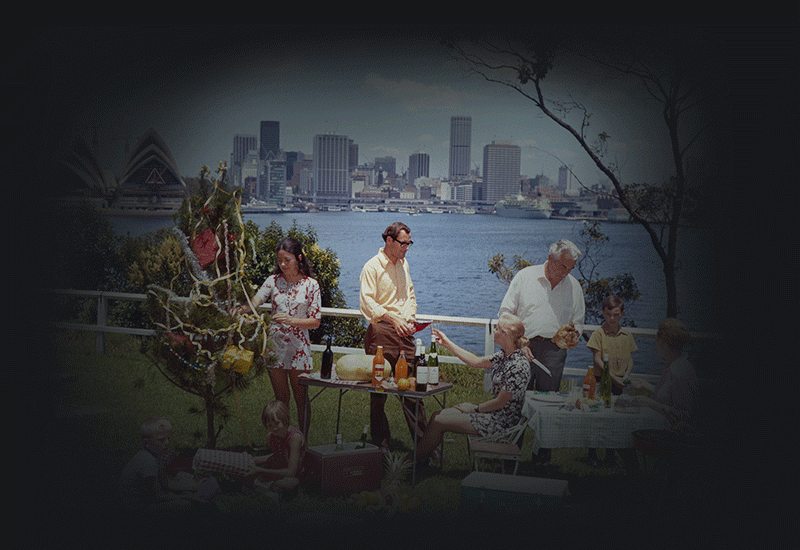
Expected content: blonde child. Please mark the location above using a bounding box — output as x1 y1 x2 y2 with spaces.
247 400 307 499
118 417 206 515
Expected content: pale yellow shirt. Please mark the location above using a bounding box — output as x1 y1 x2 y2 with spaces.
359 247 417 324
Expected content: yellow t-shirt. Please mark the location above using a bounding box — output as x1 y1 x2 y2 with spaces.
586 324 638 377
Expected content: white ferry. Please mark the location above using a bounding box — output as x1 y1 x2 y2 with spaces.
494 195 553 219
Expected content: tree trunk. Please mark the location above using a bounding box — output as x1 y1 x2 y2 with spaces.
205 384 216 449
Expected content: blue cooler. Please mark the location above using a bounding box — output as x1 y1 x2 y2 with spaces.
460 472 569 515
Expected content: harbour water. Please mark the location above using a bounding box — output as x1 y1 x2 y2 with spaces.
108 211 717 376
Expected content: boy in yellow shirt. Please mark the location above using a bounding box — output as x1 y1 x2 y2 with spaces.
583 295 638 467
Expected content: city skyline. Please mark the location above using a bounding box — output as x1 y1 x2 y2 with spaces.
42 25 701 193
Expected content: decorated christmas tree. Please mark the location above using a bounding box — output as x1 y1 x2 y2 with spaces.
144 163 272 448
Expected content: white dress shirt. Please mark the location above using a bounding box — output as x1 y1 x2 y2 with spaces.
497 262 585 339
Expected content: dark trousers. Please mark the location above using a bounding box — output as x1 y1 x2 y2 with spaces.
527 338 567 391
365 321 428 447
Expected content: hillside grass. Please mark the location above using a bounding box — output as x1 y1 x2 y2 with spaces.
37 330 731 545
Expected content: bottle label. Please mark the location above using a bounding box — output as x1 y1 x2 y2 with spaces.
429 367 439 385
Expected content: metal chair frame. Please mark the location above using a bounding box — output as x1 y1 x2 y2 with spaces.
467 414 529 475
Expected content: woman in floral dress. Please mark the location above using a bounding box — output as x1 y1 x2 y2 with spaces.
235 238 321 433
412 313 531 462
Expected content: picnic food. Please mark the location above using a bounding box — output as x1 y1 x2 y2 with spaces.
552 322 580 349
335 354 391 381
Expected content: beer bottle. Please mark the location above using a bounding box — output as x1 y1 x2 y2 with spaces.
601 353 612 407
356 424 369 449
320 337 333 379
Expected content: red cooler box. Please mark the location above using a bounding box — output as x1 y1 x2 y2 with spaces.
306 442 383 497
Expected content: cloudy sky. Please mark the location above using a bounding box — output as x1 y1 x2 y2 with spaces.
39 24 717 189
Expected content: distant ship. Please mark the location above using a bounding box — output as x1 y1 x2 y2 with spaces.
494 195 553 219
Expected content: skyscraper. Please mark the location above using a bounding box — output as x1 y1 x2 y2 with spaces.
449 116 471 181
483 141 521 204
260 121 280 161
231 134 258 187
408 152 430 187
559 165 576 195
313 134 351 200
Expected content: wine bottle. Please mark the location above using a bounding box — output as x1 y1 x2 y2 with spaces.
427 337 439 386
416 344 428 392
601 353 612 407
320 336 333 379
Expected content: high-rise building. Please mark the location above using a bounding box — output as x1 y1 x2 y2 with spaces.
260 121 280 161
263 158 287 205
231 134 257 186
559 165 577 195
408 152 430 188
483 141 521 204
313 134 351 199
349 140 359 171
374 156 396 177
449 116 471 181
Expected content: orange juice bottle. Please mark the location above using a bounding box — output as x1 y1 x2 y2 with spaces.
582 365 596 399
372 346 385 388
395 351 408 380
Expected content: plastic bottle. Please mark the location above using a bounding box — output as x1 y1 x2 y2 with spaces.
395 351 408 380
320 337 333 379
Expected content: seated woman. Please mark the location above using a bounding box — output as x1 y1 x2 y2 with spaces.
412 313 531 463
631 318 699 424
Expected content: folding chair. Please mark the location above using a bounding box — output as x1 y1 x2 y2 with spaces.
467 414 529 475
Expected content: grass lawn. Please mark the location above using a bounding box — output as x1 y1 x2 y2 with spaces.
33 330 734 547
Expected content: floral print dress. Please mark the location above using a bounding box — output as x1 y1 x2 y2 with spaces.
255 274 321 371
466 349 531 437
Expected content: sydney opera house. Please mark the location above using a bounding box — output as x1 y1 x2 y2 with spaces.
56 128 186 215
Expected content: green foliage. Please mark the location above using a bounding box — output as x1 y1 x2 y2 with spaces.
49 201 122 291
488 254 532 285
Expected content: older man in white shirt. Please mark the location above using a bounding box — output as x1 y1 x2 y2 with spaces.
498 239 585 465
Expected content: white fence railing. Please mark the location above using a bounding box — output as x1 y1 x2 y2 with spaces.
50 289 717 383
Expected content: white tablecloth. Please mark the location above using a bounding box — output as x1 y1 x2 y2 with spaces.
522 391 667 453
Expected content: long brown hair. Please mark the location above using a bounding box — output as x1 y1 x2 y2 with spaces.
271 237 315 278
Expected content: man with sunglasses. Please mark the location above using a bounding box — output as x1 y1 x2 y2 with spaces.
359 222 428 453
